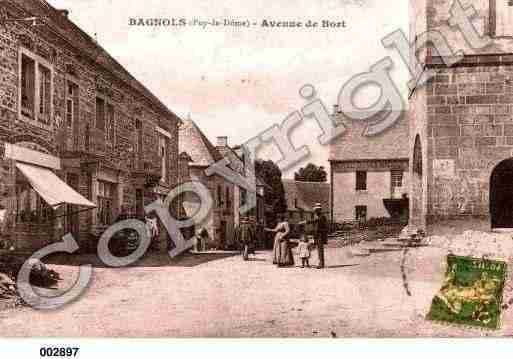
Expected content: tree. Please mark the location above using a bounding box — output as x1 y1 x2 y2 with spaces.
294 163 327 182
255 159 287 224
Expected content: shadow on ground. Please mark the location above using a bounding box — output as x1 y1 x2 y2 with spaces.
43 251 240 268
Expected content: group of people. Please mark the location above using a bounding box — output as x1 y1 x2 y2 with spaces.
264 202 329 269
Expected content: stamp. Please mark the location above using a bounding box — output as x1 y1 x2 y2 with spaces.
427 255 507 330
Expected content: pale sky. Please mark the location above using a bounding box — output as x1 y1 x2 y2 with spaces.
48 0 410 178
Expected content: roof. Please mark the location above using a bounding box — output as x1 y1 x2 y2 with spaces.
329 110 409 161
217 145 244 175
9 0 180 128
282 179 331 213
179 119 223 167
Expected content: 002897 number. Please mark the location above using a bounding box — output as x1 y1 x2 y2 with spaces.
40 347 79 357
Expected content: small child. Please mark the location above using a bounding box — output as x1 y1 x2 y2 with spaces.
298 236 311 268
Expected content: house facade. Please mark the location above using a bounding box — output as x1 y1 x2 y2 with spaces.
178 119 235 249
0 0 180 252
329 110 410 224
409 0 513 230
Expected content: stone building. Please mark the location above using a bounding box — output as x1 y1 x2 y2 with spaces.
409 0 513 230
329 110 410 224
178 119 235 249
0 0 180 252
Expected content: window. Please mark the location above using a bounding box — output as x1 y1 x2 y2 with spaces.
356 171 367 191
106 103 115 142
136 189 144 219
226 187 231 209
135 119 143 154
38 64 51 123
20 51 53 125
492 0 513 37
240 187 247 207
84 124 90 151
15 185 52 224
391 170 403 189
97 181 116 226
355 206 367 222
95 97 105 131
20 55 35 118
66 82 78 128
217 185 223 208
159 136 167 182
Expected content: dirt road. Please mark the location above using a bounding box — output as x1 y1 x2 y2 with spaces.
0 245 512 337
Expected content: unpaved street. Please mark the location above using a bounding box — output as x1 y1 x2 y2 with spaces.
1 245 512 337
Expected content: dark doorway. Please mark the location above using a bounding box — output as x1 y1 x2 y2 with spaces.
490 158 513 229
65 173 80 238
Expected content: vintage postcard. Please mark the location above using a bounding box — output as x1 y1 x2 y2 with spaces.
3 0 513 351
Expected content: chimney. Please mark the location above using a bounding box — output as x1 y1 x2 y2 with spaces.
217 136 228 147
58 9 69 18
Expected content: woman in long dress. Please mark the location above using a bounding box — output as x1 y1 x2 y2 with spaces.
265 214 294 267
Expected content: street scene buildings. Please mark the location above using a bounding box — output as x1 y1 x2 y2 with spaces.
329 110 410 224
4 0 513 339
0 0 181 253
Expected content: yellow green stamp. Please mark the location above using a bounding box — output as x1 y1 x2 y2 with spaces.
427 255 507 330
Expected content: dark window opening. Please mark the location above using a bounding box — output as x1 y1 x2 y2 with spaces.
356 171 367 191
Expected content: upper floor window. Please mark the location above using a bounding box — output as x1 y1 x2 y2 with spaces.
20 50 53 126
356 171 367 191
491 0 513 37
66 82 78 128
135 119 143 154
391 170 403 189
95 97 105 131
226 187 232 209
106 103 115 142
217 185 223 208
159 135 167 182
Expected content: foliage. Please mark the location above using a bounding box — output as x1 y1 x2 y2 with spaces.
255 159 287 224
294 163 327 182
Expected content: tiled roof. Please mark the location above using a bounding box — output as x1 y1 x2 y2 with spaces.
329 111 409 161
179 119 223 167
283 179 331 212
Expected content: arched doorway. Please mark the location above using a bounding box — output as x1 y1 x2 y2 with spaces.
490 158 513 229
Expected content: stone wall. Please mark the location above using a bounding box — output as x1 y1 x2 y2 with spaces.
424 59 513 222
0 1 180 251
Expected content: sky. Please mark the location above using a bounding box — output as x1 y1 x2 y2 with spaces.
47 0 410 179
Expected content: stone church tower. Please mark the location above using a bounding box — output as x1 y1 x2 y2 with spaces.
409 0 513 230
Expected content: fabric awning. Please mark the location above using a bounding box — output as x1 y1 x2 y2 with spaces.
16 163 96 209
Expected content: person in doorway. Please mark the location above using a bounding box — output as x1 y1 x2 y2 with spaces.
196 228 209 252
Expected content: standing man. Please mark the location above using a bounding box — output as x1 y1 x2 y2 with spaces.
298 203 329 269
235 216 256 261
313 203 329 269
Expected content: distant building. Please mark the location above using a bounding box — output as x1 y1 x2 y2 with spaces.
218 140 267 229
329 109 410 224
282 179 330 235
0 0 180 252
178 119 235 249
